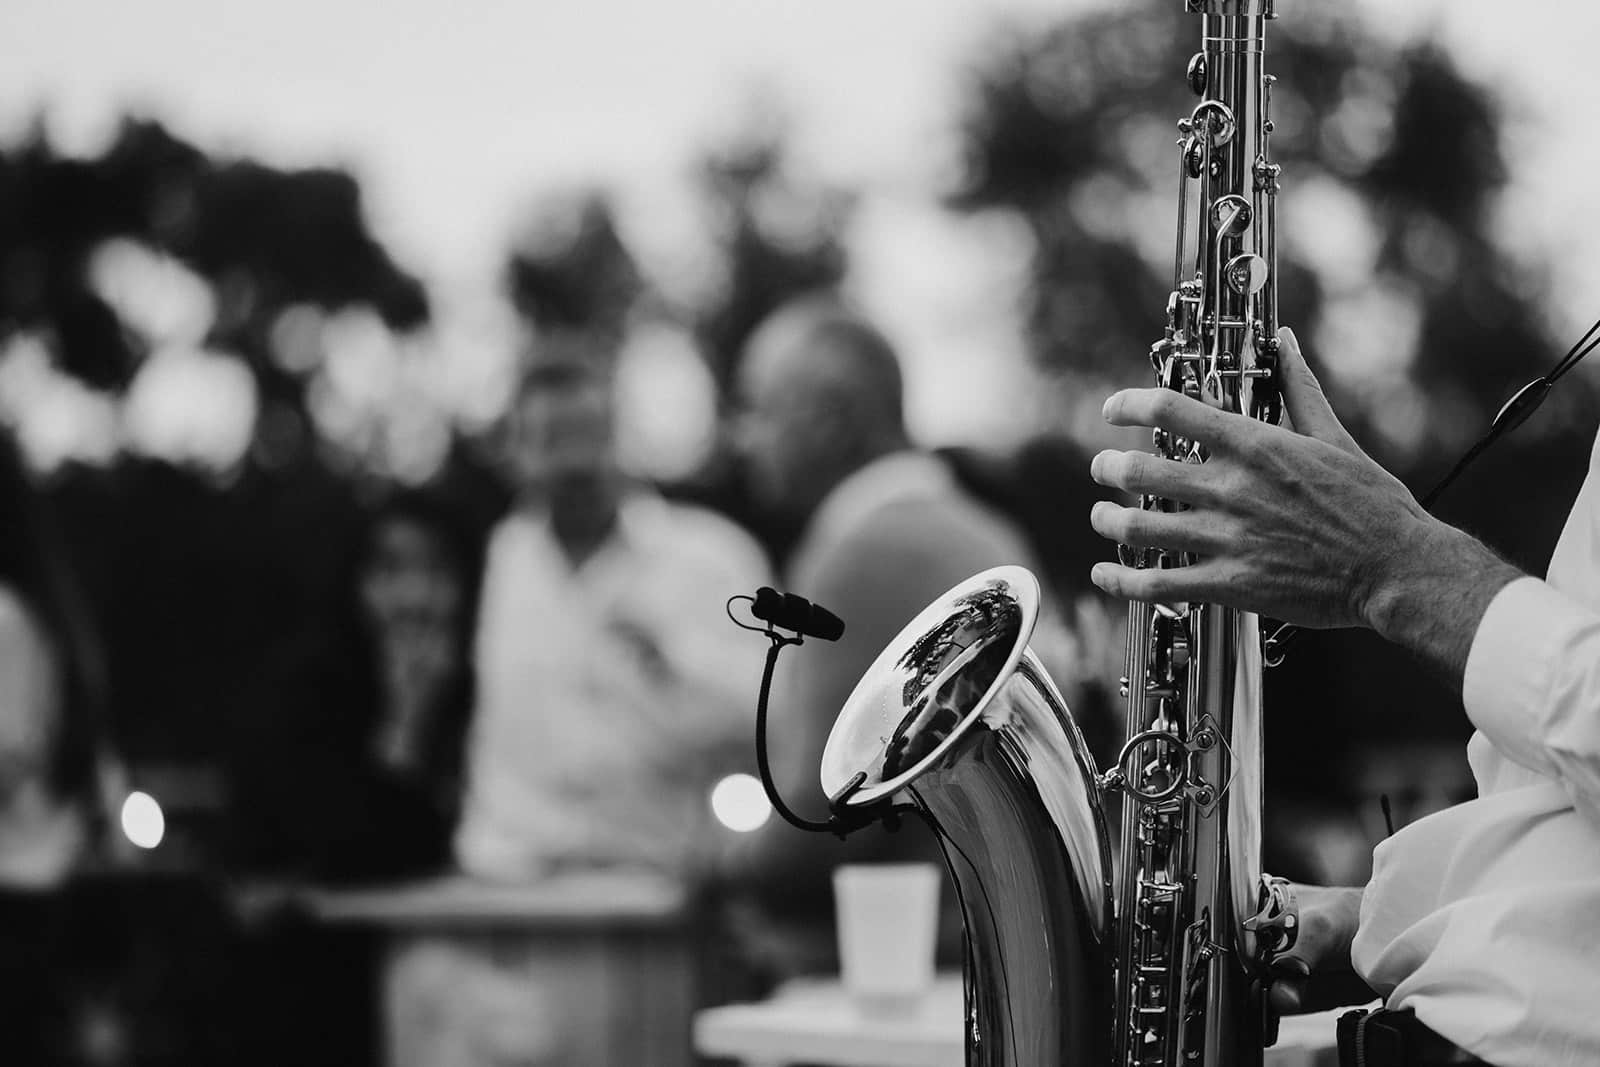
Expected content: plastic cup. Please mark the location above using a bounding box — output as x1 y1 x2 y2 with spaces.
832 862 941 1016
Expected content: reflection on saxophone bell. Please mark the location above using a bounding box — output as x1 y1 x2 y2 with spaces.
821 566 1115 1065
817 566 1295 1066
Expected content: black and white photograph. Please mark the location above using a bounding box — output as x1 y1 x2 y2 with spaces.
1 1 1596 1064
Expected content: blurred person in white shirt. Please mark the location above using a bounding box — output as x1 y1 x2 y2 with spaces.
1089 327 1598 1067
454 332 770 881
0 433 104 890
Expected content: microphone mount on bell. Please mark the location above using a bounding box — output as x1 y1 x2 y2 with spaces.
725 589 904 839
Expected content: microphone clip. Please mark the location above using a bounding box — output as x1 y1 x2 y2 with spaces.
726 590 905 840
748 587 845 644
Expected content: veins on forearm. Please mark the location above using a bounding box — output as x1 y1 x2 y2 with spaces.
1362 519 1524 693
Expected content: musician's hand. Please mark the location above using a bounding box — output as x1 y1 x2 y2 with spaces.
1087 327 1522 685
1266 884 1374 1014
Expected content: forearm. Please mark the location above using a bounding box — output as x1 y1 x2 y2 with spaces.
1360 517 1524 695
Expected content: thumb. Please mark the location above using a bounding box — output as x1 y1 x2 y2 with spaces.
1268 976 1307 1015
1266 954 1311 1014
1277 327 1361 456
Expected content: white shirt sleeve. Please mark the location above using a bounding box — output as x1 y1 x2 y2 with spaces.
1462 575 1600 827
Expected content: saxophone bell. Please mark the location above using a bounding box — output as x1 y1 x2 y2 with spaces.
821 566 1115 1066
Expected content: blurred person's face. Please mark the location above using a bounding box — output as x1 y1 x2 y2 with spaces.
359 516 464 640
734 347 845 521
510 374 617 494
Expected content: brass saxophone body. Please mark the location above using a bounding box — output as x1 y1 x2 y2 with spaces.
819 3 1294 1064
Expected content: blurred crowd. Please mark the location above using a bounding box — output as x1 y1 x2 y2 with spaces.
0 270 1121 1063
2 2 1594 1064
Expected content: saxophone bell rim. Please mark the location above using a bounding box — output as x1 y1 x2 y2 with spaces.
820 564 1042 809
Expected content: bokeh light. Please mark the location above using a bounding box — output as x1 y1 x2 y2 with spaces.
710 773 772 833
119 790 166 850
122 348 260 474
0 333 121 472
87 239 217 348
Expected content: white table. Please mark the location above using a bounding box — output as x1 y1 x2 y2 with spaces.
304 872 696 1067
695 974 1347 1067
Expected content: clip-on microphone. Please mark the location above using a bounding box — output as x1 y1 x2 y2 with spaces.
750 587 846 642
727 587 904 839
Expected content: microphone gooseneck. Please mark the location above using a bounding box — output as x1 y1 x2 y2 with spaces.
726 590 898 840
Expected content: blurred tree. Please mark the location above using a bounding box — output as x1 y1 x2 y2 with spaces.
690 133 852 397
953 2 1589 469
0 119 426 376
505 191 642 343
677 133 854 562
949 1 1597 817
0 116 493 802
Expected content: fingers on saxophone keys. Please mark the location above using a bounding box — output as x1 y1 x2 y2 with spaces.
1090 559 1223 604
1090 448 1215 504
1090 501 1221 554
1103 387 1243 451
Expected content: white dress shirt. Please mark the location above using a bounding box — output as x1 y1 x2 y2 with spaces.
1352 434 1600 1066
454 491 770 880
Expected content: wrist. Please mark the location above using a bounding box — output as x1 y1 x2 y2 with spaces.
1360 518 1523 682
1355 513 1431 634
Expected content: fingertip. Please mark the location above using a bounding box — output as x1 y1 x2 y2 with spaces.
1277 326 1301 360
1267 982 1303 1015
1090 561 1112 590
1103 389 1145 427
1276 957 1311 978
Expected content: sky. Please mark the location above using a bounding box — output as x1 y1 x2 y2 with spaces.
3 0 1598 447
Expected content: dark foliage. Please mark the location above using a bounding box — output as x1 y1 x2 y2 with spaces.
951 2 1585 470
0 116 496 810
0 118 426 377
692 135 851 395
662 134 854 566
504 192 642 338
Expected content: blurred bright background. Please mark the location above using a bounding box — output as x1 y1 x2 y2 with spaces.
4 0 1598 469
3 1 1600 1064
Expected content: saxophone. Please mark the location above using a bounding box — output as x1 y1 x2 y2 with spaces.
817 3 1295 1063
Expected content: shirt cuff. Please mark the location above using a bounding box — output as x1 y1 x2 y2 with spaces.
1462 576 1589 776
